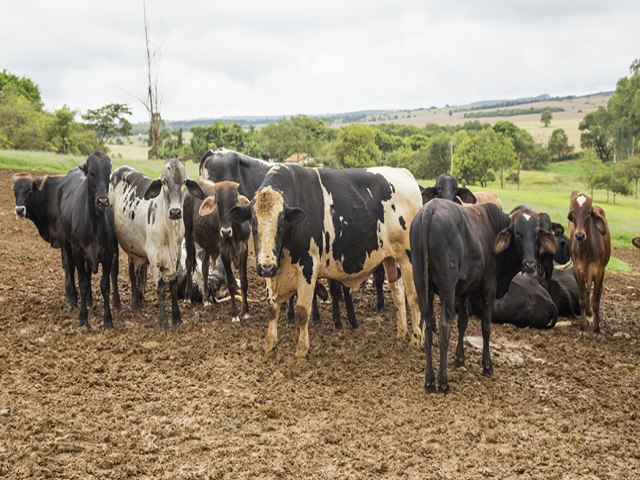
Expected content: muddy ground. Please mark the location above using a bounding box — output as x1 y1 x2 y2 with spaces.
0 168 638 479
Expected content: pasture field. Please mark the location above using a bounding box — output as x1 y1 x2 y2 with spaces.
0 167 639 479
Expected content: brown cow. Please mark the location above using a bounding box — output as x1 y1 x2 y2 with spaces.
633 237 640 249
472 191 504 210
567 192 611 332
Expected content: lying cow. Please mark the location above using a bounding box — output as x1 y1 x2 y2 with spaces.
109 160 204 330
186 180 251 322
490 274 558 329
545 263 580 318
410 201 557 392
231 164 423 357
59 152 120 328
567 192 610 332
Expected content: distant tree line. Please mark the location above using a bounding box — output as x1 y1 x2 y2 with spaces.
463 106 564 119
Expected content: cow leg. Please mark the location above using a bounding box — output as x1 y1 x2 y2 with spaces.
111 249 121 311
343 285 358 328
388 277 408 340
100 258 113 329
438 293 454 392
74 250 90 327
62 243 77 307
330 280 343 329
592 273 605 333
287 297 295 325
239 246 249 319
202 253 211 307
394 256 423 346
170 277 181 326
454 298 469 368
575 269 589 331
185 232 195 304
157 277 169 332
374 265 385 313
129 258 141 315
481 295 494 376
294 281 316 358
311 290 321 325
221 254 240 322
264 299 281 353
424 293 436 392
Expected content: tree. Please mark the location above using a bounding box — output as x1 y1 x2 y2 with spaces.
257 115 327 162
621 156 640 198
598 164 632 203
330 124 380 168
0 70 42 108
579 107 614 162
413 132 451 179
50 105 77 154
0 83 50 150
82 103 132 145
578 151 605 198
547 128 574 161
453 128 516 188
191 121 248 160
541 109 553 127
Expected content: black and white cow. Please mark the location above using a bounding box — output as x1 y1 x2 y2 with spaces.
230 164 423 357
58 152 120 328
13 172 77 305
109 160 204 330
410 201 557 392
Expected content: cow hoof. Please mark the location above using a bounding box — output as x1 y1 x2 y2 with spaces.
294 346 309 358
232 316 240 323
103 321 113 330
204 300 212 308
425 382 437 393
410 332 424 348
483 365 494 376
242 313 250 320
438 383 450 394
264 339 277 354
579 320 588 331
454 357 465 368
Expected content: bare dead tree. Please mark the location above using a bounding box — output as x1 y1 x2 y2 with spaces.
142 0 161 160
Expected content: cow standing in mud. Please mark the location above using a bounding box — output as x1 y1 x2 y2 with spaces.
109 160 204 330
230 164 423 357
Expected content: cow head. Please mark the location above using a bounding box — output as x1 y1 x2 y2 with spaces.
493 209 558 275
199 181 250 239
12 173 42 218
421 174 476 205
143 159 204 220
230 186 305 277
538 212 571 264
79 152 112 210
568 192 607 242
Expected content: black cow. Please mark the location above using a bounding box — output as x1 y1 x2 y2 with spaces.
420 173 477 204
186 180 251 322
200 148 367 328
59 152 120 328
231 164 424 357
13 173 77 305
490 274 558 329
410 201 557 392
545 264 580 318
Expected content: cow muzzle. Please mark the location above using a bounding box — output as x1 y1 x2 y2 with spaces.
220 227 233 238
15 206 26 217
96 196 109 209
169 208 182 220
257 263 277 277
522 260 537 274
575 232 586 241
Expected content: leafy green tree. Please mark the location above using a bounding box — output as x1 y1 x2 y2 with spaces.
541 109 553 127
606 60 640 160
547 128 574 161
598 164 632 203
579 107 614 162
257 115 327 162
405 134 430 151
49 105 77 154
454 128 515 188
621 156 640 198
0 70 42 108
375 129 403 154
414 132 452 179
330 124 380 168
82 103 132 144
579 151 605 197
0 84 50 150
190 121 248 160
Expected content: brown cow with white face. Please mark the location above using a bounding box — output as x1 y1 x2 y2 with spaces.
567 192 611 333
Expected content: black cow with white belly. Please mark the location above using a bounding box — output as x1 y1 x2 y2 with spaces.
231 164 423 357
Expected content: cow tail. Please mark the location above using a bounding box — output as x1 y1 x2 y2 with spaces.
411 210 431 331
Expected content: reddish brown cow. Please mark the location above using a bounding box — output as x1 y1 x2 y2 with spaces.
567 192 611 332
633 237 640 249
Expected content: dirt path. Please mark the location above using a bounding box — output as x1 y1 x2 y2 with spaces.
1 168 638 479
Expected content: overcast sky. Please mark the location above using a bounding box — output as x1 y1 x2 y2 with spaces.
2 1 639 122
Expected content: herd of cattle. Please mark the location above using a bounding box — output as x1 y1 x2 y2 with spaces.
12 149 633 391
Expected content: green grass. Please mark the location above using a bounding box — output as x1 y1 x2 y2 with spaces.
607 256 631 273
0 149 199 178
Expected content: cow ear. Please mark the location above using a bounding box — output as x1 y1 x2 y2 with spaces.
230 205 251 224
421 187 438 204
551 222 564 236
186 179 205 200
591 209 607 235
33 177 44 190
199 196 217 216
457 188 476 204
236 194 250 206
567 210 574 222
285 207 305 225
78 163 88 174
538 229 558 255
144 179 163 200
493 226 513 254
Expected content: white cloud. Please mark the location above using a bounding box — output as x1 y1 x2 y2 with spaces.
1 0 639 121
